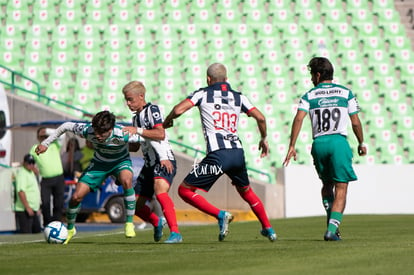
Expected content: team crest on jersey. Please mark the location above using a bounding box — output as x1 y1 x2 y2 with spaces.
111 138 121 144
214 104 221 110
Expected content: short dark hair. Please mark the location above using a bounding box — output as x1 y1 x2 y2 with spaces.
92 111 115 134
307 57 334 82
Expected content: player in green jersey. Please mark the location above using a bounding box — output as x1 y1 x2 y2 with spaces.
35 111 165 244
283 57 367 241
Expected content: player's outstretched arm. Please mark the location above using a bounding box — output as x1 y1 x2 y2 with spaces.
34 144 48 155
163 99 193 129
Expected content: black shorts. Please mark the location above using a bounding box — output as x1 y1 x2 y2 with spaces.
184 149 250 191
134 160 177 198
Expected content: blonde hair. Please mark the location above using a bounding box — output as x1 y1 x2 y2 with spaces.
122 81 146 95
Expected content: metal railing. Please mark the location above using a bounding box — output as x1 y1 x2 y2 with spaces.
0 64 273 183
0 64 93 117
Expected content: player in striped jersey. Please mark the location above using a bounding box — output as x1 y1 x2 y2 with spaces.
283 57 367 241
122 81 182 243
35 111 165 243
163 63 276 242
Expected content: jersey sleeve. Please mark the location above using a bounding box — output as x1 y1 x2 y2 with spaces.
41 122 82 147
187 89 203 106
348 92 360 115
297 95 310 112
149 105 164 127
240 94 255 114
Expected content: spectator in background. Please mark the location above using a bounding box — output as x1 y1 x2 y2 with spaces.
61 137 82 180
30 127 65 227
14 154 41 233
80 140 94 171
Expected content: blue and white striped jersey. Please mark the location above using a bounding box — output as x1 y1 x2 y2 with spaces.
133 103 175 166
187 82 256 153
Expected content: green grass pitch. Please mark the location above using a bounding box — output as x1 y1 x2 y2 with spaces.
1 215 413 275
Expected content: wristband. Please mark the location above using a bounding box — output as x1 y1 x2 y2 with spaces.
359 143 367 147
136 127 143 135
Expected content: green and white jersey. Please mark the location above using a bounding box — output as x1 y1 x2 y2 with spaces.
298 83 360 139
41 122 142 163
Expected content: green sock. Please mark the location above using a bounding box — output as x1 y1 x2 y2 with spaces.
322 197 334 226
66 204 81 230
327 211 343 233
124 188 136 223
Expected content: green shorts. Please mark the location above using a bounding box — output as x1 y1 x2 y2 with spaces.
311 135 357 183
78 158 133 191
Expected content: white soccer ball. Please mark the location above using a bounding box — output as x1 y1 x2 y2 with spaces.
44 221 68 244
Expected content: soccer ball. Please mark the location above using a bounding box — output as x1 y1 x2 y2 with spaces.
44 221 68 244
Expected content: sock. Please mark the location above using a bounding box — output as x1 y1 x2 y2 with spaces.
327 211 343 233
135 203 159 227
322 197 334 226
66 203 81 230
178 185 220 217
156 193 179 233
239 187 271 229
124 188 136 223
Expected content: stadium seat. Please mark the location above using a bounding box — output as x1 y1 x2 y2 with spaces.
58 8 85 25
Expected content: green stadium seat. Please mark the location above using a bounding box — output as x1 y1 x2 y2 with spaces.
111 8 137 26
60 0 83 10
297 9 318 23
32 7 58 28
5 9 30 30
279 23 300 38
328 22 354 37
166 8 190 24
387 36 412 51
380 22 406 39
243 9 266 25
274 8 294 26
376 8 401 23
52 24 76 40
59 8 85 25
322 9 347 23
85 8 112 28
112 0 137 10
253 23 276 38
267 0 291 9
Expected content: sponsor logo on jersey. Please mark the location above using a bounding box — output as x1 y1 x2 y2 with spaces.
318 98 339 107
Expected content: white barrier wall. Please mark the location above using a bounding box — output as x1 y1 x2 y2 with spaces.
0 168 16 231
279 165 414 218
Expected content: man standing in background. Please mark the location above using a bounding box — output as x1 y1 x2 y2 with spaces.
14 154 41 233
30 127 65 227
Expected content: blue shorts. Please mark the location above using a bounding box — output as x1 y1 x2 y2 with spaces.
134 160 177 198
311 135 357 183
184 149 250 191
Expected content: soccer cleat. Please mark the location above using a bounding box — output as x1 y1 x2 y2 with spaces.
125 222 136 238
154 217 166 242
164 232 183 244
218 210 234 241
324 230 342 241
63 227 77 245
260 227 277 242
335 229 342 239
